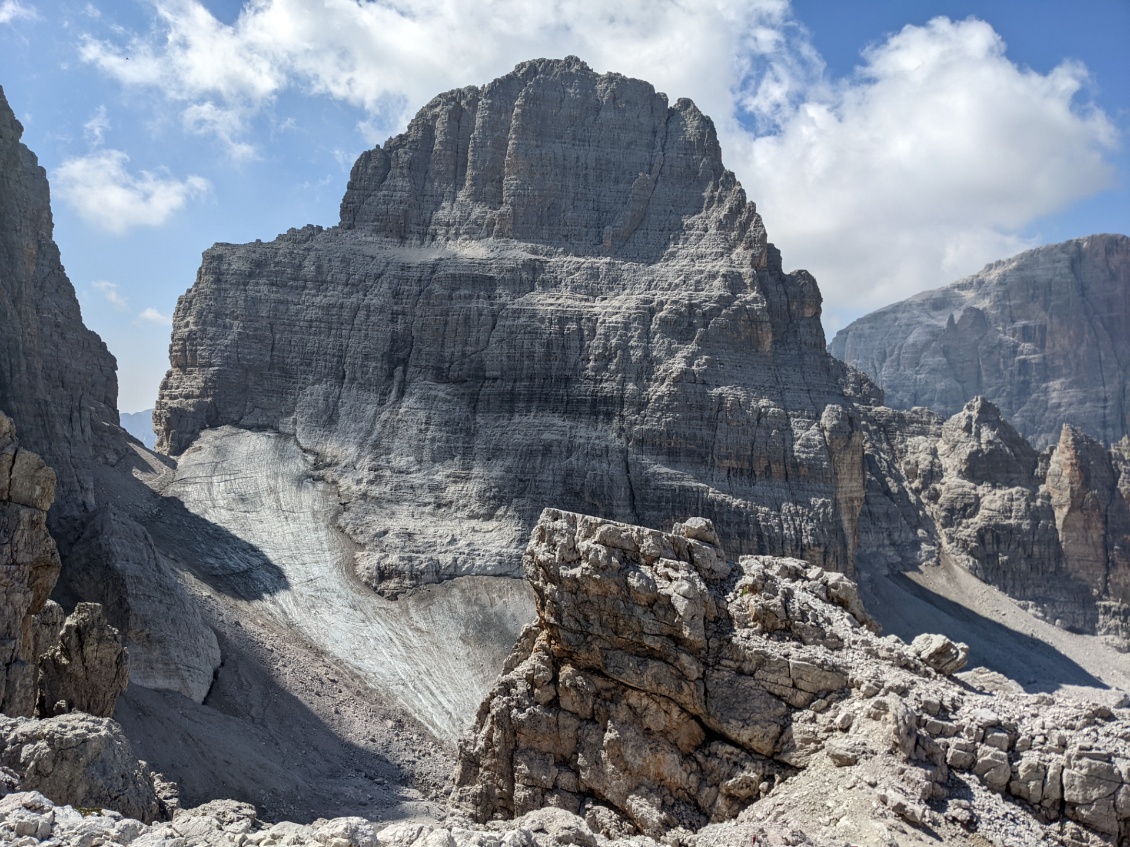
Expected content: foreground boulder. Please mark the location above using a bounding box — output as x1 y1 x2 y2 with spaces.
0 713 168 823
452 509 1130 845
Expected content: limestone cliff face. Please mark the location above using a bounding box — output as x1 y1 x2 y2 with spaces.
829 234 1130 449
1045 425 1130 640
0 413 60 716
0 86 121 529
156 58 872 595
873 398 1130 641
0 85 219 703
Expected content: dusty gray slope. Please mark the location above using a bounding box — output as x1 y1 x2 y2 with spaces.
155 57 878 598
830 234 1130 448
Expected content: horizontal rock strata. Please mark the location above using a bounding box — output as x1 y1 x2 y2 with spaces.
155 57 875 597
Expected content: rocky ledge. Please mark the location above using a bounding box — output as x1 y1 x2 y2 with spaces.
452 509 1130 845
2 509 1128 846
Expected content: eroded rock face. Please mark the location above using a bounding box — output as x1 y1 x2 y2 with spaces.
0 413 60 717
1047 425 1130 621
37 603 128 719
830 234 1130 449
452 509 1130 845
0 85 220 704
0 86 121 531
155 57 873 596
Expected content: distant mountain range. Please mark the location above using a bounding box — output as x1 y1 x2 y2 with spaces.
830 234 1130 448
119 409 156 450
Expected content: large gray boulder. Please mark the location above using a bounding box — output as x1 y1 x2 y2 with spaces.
0 713 166 822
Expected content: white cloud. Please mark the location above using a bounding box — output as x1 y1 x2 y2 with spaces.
77 4 1118 323
92 280 128 310
137 307 172 326
83 105 110 146
0 1 35 25
53 149 210 234
78 0 791 156
742 17 1117 328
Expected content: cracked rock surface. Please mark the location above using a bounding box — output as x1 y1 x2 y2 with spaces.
452 509 1130 846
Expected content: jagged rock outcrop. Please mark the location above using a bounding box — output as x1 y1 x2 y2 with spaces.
874 398 1130 640
155 57 877 596
452 509 1130 845
1047 425 1130 635
0 713 168 823
0 85 221 703
830 234 1130 449
0 413 60 717
36 603 128 719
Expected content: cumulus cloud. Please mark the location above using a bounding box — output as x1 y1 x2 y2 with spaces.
78 0 791 157
0 1 35 25
53 150 210 234
744 17 1117 329
92 280 128 310
136 307 172 326
77 4 1118 322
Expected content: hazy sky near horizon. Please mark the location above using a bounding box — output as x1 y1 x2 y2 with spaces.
1 0 1127 412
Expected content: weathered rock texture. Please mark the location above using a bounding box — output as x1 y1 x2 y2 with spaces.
156 57 876 596
0 713 167 823
0 84 220 703
0 85 121 529
0 413 60 717
36 603 128 719
830 234 1130 449
873 398 1130 641
453 509 1130 845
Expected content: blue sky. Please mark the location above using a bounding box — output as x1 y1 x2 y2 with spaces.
1 0 1127 412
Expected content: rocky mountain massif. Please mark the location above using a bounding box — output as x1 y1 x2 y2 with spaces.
155 55 875 597
153 58 1130 648
830 234 1130 449
2 60 1130 846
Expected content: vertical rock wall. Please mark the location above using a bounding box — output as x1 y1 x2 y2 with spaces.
0 413 60 716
